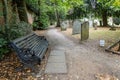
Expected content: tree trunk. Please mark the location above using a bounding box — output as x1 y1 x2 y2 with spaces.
16 0 28 22
56 9 61 27
2 0 9 39
54 0 60 27
102 10 107 27
38 0 42 27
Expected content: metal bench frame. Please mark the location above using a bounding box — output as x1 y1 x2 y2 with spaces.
10 33 49 71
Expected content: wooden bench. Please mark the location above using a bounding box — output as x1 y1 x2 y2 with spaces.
10 33 49 71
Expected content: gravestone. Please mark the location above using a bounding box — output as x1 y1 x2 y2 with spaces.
81 21 89 41
61 21 68 31
69 20 73 28
89 20 93 27
72 20 81 35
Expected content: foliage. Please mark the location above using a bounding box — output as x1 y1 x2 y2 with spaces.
32 21 39 30
25 0 39 15
9 22 32 40
26 0 84 27
95 0 120 17
38 12 49 30
67 5 86 20
28 0 50 30
47 0 84 26
0 37 9 59
0 22 32 59
112 0 120 17
37 0 50 29
113 0 120 9
0 25 8 59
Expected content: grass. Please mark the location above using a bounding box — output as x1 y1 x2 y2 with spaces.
89 27 120 45
62 27 120 46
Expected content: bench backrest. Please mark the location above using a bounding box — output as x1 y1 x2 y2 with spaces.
12 33 46 48
10 33 48 62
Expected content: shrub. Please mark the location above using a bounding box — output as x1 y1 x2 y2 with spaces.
32 21 39 30
39 13 49 30
33 13 49 30
0 21 33 59
0 38 9 59
9 21 33 40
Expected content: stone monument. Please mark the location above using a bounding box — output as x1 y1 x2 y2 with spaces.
61 21 67 31
81 21 89 41
72 20 81 35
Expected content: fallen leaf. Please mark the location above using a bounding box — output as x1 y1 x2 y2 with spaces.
95 73 119 80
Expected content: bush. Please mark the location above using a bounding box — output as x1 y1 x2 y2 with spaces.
0 21 33 59
33 13 49 30
0 38 9 59
39 13 49 30
9 21 33 40
32 21 39 30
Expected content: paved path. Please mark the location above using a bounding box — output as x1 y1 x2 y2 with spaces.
43 28 120 80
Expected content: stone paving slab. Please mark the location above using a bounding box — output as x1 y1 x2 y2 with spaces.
45 63 67 73
48 55 65 63
50 50 65 56
45 50 67 74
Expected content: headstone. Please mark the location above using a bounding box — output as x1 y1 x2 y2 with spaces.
108 17 113 26
65 20 69 28
72 20 81 35
89 20 93 27
61 21 68 31
94 19 100 26
69 20 73 28
93 22 97 30
81 21 89 41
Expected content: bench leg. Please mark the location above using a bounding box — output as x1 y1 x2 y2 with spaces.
38 59 41 65
42 55 45 59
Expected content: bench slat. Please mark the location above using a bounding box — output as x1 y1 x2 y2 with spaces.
15 34 37 48
13 33 34 43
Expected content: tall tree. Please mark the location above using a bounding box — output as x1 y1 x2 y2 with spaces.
16 0 28 22
49 0 63 27
2 0 9 39
96 0 115 26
